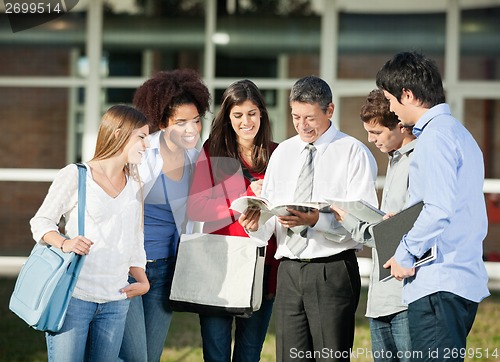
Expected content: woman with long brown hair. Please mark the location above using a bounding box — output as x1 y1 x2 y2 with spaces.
187 79 279 362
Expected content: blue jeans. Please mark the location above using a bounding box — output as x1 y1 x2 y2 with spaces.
408 292 478 362
370 310 411 362
200 296 274 362
118 258 175 362
46 297 130 362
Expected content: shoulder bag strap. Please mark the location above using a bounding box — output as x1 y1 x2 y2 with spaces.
240 163 258 182
75 163 87 236
205 151 237 224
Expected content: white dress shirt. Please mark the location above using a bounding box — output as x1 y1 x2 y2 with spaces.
250 121 378 259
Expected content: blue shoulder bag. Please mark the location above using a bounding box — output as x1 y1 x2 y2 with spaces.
9 163 87 332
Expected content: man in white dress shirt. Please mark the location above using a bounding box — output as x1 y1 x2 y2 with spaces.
240 76 378 361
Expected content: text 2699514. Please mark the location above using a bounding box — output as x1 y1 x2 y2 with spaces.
5 2 64 14
440 348 498 359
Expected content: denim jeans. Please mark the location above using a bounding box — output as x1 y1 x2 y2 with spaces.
118 258 175 362
408 292 478 362
45 297 130 362
370 310 411 362
200 296 274 362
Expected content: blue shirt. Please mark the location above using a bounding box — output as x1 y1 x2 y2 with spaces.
394 103 490 304
143 158 191 260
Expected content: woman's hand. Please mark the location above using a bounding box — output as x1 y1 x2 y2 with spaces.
239 207 261 232
121 280 150 298
62 235 94 255
43 231 94 255
123 266 150 298
249 179 263 196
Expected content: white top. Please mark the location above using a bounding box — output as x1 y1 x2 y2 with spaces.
249 122 379 259
138 130 199 234
30 163 146 303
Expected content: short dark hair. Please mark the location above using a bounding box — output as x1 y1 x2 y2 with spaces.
360 89 400 130
289 75 332 113
376 51 446 108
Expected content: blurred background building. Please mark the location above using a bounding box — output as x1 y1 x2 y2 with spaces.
1 0 500 258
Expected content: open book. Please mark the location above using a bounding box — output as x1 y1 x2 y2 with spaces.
230 196 330 224
371 201 437 281
325 197 385 223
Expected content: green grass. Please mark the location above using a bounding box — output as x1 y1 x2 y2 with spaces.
1 277 499 362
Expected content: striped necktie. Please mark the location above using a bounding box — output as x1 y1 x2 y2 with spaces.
286 143 316 256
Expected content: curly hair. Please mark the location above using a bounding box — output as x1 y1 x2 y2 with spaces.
360 89 400 130
133 69 211 132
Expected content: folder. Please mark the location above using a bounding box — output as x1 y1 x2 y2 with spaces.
372 201 436 281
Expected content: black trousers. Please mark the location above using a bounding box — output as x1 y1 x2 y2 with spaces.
408 291 478 362
275 250 361 362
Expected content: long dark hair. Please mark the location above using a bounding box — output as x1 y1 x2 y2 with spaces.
208 79 273 174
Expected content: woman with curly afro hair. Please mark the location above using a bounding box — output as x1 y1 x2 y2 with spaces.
119 69 211 362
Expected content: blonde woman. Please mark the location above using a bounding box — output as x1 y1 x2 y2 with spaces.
30 105 150 361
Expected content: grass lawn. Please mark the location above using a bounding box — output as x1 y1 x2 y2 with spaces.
1 277 499 361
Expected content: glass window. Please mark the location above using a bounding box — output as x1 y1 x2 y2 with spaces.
102 2 205 77
216 55 277 78
0 7 86 75
215 1 320 79
460 7 500 80
338 13 446 79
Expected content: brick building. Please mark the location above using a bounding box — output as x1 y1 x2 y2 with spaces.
0 0 499 257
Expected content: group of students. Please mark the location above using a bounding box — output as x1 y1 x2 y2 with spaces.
30 50 489 362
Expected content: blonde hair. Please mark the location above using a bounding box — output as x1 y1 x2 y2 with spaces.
91 104 148 180
91 104 148 228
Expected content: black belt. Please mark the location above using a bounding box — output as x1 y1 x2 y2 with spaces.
282 249 355 263
146 256 175 263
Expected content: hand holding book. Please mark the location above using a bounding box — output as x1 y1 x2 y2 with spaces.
230 195 330 225
324 198 435 281
325 197 385 223
383 256 415 281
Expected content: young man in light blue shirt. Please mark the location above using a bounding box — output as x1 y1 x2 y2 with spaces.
377 51 490 361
